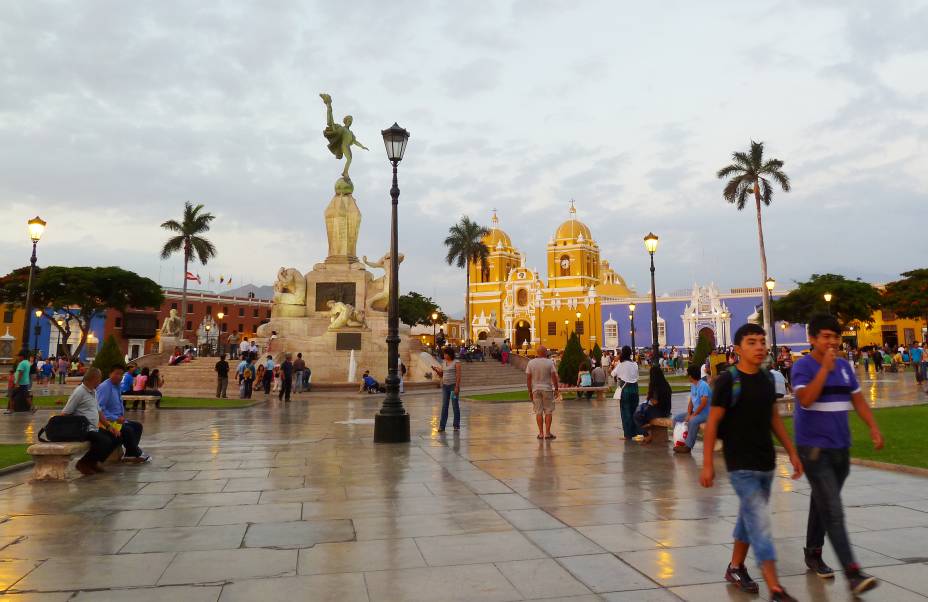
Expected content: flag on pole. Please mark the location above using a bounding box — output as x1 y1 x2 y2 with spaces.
219 275 225 284
185 271 201 284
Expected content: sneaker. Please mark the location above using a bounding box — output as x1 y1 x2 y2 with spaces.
770 588 798 601
724 564 759 594
673 445 692 454
847 567 878 594
804 547 835 578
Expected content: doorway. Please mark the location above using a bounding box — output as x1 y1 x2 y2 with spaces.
515 321 531 348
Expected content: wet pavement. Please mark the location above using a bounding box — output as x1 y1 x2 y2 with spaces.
0 371 926 601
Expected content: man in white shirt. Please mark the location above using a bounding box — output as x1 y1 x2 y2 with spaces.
60 368 118 475
239 337 250 359
526 346 560 440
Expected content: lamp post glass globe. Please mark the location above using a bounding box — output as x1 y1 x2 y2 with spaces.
643 232 659 255
27 216 47 242
381 123 410 162
824 292 833 303
629 303 636 312
765 277 776 291
34 309 42 318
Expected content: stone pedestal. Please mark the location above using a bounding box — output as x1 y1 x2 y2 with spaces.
158 336 188 354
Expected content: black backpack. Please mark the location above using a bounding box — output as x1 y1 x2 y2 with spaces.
38 415 91 442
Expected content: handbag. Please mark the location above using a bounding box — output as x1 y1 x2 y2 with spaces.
38 415 91 442
672 421 689 447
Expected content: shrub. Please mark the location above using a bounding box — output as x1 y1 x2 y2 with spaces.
689 331 713 371
557 332 585 386
91 334 126 372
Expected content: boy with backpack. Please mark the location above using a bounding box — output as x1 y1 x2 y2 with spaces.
701 323 803 602
791 314 882 594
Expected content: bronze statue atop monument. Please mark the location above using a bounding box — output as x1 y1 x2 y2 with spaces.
319 93 364 263
320 93 368 194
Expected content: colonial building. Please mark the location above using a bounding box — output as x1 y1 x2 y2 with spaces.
468 203 634 351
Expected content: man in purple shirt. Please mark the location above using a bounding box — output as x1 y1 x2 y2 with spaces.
792 314 883 595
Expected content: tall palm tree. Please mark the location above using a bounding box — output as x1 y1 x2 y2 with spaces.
717 140 791 339
160 202 217 335
444 216 490 342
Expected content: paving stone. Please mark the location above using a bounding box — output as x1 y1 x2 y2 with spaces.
414 530 545 566
219 573 368 602
298 538 426 575
121 524 246 553
12 553 175 591
243 519 354 549
159 548 298 585
363 564 522 602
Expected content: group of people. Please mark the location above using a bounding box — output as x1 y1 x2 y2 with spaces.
860 342 927 380
120 363 163 409
59 364 152 474
225 351 309 402
5 351 86 414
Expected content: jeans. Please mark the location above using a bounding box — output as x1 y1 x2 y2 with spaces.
216 376 228 398
672 411 707 449
57 372 66 385
293 370 304 393
729 470 776 563
278 376 291 402
619 383 641 437
439 384 459 429
119 420 144 457
83 430 118 463
799 446 856 568
634 403 667 431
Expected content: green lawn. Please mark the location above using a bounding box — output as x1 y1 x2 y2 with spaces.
32 396 257 410
0 444 30 470
782 405 928 470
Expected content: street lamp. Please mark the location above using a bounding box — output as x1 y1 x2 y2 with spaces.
564 319 569 347
33 309 42 360
204 324 212 356
374 121 411 444
575 310 582 348
824 292 833 314
643 232 660 361
628 303 637 355
216 312 225 355
431 312 439 349
21 216 47 354
766 277 777 360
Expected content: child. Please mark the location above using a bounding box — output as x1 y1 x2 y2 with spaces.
791 314 882 594
701 323 802 602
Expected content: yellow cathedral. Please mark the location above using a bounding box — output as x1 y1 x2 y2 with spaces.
468 203 634 351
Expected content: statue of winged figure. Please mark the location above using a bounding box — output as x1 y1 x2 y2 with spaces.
320 93 368 180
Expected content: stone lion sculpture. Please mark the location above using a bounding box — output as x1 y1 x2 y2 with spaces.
326 300 365 330
273 267 306 306
362 251 405 312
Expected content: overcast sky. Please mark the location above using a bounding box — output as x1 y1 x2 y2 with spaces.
2 1 926 317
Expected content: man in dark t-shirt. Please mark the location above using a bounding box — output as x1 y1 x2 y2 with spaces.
701 323 803 602
214 354 229 399
279 354 294 403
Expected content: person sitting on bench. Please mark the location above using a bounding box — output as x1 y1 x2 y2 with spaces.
97 364 151 463
61 367 118 475
359 371 383 393
634 365 673 443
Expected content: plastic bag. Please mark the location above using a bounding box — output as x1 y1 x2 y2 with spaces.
673 421 689 447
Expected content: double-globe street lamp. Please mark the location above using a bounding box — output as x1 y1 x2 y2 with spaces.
766 277 778 361
21 216 47 354
643 233 660 362
373 122 411 444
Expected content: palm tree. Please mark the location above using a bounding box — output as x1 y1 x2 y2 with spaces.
160 202 217 334
444 216 490 342
717 140 791 339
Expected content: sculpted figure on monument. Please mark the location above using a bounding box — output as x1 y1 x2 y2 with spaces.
160 308 183 337
272 267 307 306
320 93 368 184
488 310 504 337
362 251 405 313
326 300 365 330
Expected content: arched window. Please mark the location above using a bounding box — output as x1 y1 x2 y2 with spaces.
559 255 570 277
481 263 490 283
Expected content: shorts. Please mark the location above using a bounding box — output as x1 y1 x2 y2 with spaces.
531 389 555 415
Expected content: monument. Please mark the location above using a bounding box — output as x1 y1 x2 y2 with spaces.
256 94 422 383
158 308 187 353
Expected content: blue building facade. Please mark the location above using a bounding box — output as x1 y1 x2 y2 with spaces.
26 310 107 362
600 283 809 353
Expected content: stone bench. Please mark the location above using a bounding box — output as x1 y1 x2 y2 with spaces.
123 395 161 410
26 441 90 480
646 417 722 450
560 386 610 401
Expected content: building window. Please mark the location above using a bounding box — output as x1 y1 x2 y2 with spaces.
575 321 584 335
237 323 244 333
253 308 259 318
266 309 272 319
605 322 618 344
3 310 13 323
547 322 557 336
239 307 244 317
222 323 228 332
223 306 229 314
185 320 192 331
170 302 177 311
114 317 122 328
187 304 193 314
205 305 212 315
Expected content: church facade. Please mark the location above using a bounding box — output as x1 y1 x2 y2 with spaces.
467 204 633 351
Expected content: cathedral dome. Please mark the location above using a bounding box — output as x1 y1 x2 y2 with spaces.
483 211 512 250
554 203 592 243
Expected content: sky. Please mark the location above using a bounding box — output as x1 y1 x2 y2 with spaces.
2 0 926 317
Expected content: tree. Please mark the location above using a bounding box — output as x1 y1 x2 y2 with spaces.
770 274 882 329
882 269 928 326
160 201 216 334
557 332 585 387
444 216 489 341
398 292 447 327
591 343 603 367
0 266 164 361
717 140 791 340
92 334 125 371
690 330 713 370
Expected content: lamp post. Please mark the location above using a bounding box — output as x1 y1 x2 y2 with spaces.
431 312 439 349
204 324 212 356
564 319 569 348
644 232 660 362
216 312 225 355
766 277 777 361
374 122 411 444
575 310 582 350
824 292 833 314
32 309 42 360
628 303 637 355
21 216 47 354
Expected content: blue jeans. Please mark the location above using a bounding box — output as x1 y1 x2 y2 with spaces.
799 446 855 568
439 384 459 429
619 383 640 437
729 470 776 563
672 411 707 449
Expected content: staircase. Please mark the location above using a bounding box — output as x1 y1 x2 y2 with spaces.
458 360 527 389
158 359 224 397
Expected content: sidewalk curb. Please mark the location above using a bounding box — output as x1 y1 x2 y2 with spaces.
0 461 34 476
774 445 928 477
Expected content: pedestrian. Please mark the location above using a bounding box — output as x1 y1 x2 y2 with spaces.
525 345 559 440
214 353 229 398
791 314 883 594
431 347 462 432
911 342 924 384
262 354 275 397
611 345 641 440
293 352 306 394
56 355 69 385
279 353 293 402
242 357 255 399
500 339 510 365
672 364 711 453
6 350 36 413
239 336 250 361
700 323 802 601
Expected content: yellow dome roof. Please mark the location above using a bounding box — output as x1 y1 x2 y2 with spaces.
554 203 592 242
483 211 512 250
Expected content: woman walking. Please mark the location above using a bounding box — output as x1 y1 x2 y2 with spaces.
611 346 641 439
431 347 462 432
